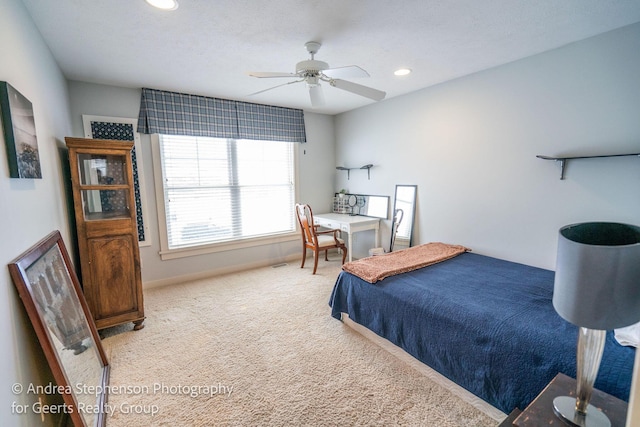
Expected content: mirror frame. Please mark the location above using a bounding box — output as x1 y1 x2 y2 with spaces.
390 185 417 252
8 230 109 427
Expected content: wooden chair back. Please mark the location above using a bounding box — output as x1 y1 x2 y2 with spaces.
295 203 316 246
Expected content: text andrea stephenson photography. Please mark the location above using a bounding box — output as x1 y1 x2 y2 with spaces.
10 381 234 418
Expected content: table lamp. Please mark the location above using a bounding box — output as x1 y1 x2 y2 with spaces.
552 222 640 427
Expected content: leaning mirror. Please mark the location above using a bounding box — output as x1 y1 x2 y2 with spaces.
9 230 109 427
390 185 417 252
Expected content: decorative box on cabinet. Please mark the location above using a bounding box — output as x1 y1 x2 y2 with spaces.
65 137 145 331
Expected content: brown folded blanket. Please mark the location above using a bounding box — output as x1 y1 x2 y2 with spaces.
342 242 470 283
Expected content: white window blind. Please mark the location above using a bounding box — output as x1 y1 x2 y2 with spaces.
159 135 296 249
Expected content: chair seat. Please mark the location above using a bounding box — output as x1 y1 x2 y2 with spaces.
316 234 345 249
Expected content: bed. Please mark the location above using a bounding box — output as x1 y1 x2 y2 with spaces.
328 246 635 414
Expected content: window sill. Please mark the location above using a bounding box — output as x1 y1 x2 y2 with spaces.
158 232 299 260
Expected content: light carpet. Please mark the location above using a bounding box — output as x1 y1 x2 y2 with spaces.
101 259 499 426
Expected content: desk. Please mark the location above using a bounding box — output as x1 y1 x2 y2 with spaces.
314 213 380 262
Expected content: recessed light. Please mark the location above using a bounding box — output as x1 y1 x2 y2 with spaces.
394 68 412 76
145 0 179 10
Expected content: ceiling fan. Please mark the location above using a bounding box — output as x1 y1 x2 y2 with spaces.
247 41 386 107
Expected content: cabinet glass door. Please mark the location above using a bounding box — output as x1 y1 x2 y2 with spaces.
77 153 130 220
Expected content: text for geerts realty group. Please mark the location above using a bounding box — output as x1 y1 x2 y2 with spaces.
11 381 233 417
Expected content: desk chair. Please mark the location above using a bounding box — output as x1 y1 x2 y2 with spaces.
295 203 347 274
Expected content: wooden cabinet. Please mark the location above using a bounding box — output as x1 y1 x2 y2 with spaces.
65 137 145 330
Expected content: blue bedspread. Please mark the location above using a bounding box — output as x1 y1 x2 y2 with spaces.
329 252 634 414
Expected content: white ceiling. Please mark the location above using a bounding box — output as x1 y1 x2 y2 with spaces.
20 0 640 115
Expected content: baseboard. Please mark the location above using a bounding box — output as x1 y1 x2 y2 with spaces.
143 253 303 289
142 247 347 289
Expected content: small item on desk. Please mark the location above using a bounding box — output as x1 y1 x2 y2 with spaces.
369 247 385 256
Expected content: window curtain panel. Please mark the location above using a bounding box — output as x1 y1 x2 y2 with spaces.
137 88 306 143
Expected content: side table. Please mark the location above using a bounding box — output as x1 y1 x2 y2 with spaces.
499 373 628 427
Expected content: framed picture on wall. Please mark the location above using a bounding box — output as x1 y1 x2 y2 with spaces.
0 81 42 178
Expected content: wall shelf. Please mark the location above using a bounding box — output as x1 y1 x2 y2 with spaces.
336 164 374 180
536 153 640 180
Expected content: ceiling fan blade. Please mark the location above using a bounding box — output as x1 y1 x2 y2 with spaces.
322 65 369 79
247 71 298 78
330 79 386 101
309 85 325 107
247 79 305 96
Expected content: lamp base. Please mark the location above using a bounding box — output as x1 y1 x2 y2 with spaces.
553 396 611 427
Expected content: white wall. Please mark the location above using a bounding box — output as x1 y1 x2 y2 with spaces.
0 0 74 425
67 81 336 285
335 22 640 270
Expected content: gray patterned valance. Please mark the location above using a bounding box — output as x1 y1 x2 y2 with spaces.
137 88 306 143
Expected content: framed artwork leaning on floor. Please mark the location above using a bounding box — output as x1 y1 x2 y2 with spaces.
8 230 109 426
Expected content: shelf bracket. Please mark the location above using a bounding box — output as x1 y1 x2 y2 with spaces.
360 164 373 180
558 159 566 180
337 164 374 180
336 166 351 180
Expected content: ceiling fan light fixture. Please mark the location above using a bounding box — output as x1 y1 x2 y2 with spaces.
394 68 412 76
145 0 179 10
306 75 320 87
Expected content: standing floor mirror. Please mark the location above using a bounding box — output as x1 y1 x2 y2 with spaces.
390 185 417 252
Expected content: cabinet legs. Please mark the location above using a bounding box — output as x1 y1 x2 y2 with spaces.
133 319 145 331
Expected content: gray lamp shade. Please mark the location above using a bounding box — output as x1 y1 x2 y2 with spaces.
553 222 640 330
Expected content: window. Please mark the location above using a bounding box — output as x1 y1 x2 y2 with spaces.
157 134 296 251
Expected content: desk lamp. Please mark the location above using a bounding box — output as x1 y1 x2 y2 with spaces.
553 222 640 427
